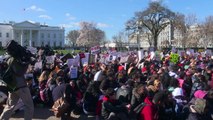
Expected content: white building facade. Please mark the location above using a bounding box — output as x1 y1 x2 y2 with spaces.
0 21 65 47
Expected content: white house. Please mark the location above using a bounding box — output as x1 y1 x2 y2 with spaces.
0 21 65 47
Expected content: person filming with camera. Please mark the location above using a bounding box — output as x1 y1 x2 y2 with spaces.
0 40 34 120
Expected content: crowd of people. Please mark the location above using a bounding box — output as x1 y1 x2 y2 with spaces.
0 46 213 120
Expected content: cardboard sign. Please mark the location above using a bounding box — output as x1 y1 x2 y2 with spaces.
170 53 179 64
70 67 78 79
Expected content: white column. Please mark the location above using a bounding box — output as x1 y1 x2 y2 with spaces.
29 30 32 47
38 30 40 47
21 30 23 46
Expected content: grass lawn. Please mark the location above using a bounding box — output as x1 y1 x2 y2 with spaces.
0 50 5 55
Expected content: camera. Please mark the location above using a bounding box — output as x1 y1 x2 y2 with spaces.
5 40 35 65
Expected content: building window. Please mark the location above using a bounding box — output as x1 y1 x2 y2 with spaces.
0 42 2 47
59 34 62 38
48 33 50 38
54 34 56 38
0 32 2 37
32 41 35 47
41 33 44 38
54 41 56 47
16 33 19 38
48 41 50 46
60 42 62 47
6 33 9 38
41 41 44 46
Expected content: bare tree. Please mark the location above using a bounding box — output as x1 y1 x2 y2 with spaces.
126 1 176 49
174 13 200 48
76 22 105 47
201 16 213 49
66 30 80 47
112 31 127 50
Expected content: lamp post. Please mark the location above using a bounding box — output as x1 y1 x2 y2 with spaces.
136 21 142 50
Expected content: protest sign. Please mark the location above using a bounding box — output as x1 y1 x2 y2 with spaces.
79 53 85 59
138 50 144 61
46 56 55 64
170 53 179 64
67 58 78 67
90 46 100 54
27 46 37 55
178 50 185 57
89 54 96 64
81 53 90 65
205 49 212 56
70 67 78 79
171 47 177 53
34 61 42 70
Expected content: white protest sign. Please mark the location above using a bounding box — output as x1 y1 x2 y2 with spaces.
138 50 144 61
81 53 90 65
150 51 155 60
205 50 212 56
27 46 37 55
90 46 100 54
34 61 42 70
67 59 78 67
46 56 55 64
70 67 78 79
171 47 177 53
178 50 185 57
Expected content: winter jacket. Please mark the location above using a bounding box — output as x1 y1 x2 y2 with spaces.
101 96 127 120
139 97 158 120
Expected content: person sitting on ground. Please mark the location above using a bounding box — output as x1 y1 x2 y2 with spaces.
101 88 130 120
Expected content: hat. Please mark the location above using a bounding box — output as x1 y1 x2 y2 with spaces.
141 67 147 73
193 98 207 114
196 68 202 73
118 66 124 72
194 90 207 99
